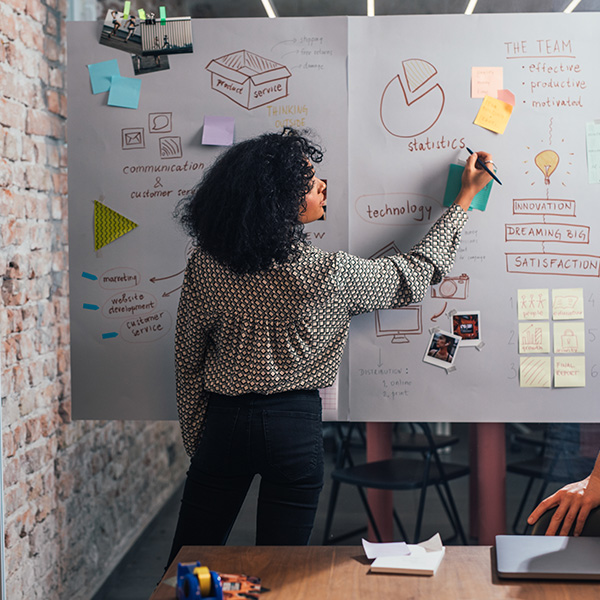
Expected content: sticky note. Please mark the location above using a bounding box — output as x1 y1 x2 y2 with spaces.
497 89 515 106
586 121 600 184
202 116 235 146
520 356 551 388
554 356 586 388
554 322 585 354
517 289 549 321
518 322 550 354
123 1 131 19
552 288 584 320
474 95 513 135
138 8 146 20
87 59 120 94
107 75 141 109
442 164 493 211
471 67 503 99
159 6 166 24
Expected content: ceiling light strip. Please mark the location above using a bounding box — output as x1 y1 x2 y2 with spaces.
464 0 478 15
260 0 277 18
564 0 582 12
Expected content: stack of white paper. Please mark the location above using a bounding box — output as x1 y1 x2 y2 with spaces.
362 533 445 576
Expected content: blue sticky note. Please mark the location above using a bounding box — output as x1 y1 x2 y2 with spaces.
443 163 493 212
202 116 235 146
87 59 120 94
107 75 141 109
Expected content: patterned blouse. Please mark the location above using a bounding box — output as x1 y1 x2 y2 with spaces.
175 204 468 456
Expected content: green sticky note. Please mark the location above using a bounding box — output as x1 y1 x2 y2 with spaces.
138 8 146 20
443 163 493 212
123 1 131 19
159 6 166 24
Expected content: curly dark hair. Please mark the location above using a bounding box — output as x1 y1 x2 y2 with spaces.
175 128 324 274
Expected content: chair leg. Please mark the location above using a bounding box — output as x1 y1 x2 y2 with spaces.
438 478 468 544
511 477 535 534
392 509 409 542
357 486 383 542
322 478 342 544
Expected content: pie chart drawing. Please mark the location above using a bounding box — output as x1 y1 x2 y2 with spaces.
380 58 445 138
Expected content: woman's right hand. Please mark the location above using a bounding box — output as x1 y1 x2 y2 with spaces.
454 151 494 212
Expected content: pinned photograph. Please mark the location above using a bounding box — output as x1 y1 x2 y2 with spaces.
99 10 143 55
451 311 481 347
131 53 170 75
139 17 193 56
423 330 461 370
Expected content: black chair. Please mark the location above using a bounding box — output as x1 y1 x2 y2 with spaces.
507 423 595 534
322 423 469 545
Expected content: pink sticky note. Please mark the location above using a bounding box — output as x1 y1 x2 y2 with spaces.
497 89 515 106
202 116 235 146
471 67 503 99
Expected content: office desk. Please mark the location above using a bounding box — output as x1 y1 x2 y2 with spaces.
150 545 599 600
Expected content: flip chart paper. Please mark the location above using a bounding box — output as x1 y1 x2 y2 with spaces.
443 163 493 211
87 59 120 94
202 116 235 146
471 67 503 99
107 75 141 109
586 121 600 184
474 95 513 134
554 356 586 388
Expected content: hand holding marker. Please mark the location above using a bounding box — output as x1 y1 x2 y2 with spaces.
466 147 502 185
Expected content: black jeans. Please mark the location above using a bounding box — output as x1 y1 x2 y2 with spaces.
166 389 324 566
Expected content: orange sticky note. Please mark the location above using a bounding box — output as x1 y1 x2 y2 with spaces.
474 95 513 134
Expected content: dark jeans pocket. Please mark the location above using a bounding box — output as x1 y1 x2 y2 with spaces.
191 405 240 475
263 410 323 482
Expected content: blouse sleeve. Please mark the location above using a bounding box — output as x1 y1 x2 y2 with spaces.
175 257 211 457
336 204 468 316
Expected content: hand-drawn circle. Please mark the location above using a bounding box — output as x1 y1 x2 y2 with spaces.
438 279 458 297
380 59 445 139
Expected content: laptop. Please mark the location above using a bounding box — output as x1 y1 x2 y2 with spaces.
495 535 600 580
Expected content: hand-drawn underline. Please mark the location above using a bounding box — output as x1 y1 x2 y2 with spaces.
505 55 576 59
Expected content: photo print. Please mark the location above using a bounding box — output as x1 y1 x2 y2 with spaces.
423 329 461 370
451 311 481 347
99 10 143 55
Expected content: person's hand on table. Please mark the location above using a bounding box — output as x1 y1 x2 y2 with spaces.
454 151 494 212
527 457 600 536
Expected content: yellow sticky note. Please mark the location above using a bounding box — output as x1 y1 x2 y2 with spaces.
520 356 551 388
471 67 503 99
554 322 586 354
554 356 586 388
519 322 550 354
552 288 584 320
474 95 513 134
517 289 549 320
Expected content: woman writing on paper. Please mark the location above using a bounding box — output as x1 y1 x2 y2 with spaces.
166 129 492 564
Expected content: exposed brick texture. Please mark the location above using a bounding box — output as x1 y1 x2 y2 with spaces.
1 2 188 598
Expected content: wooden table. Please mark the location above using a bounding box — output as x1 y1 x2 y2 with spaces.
149 545 599 599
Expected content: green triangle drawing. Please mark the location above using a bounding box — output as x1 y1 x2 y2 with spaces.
94 200 138 251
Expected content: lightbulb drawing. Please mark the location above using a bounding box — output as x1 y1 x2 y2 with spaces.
534 150 560 185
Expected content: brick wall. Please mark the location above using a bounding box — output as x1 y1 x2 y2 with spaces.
1 2 188 598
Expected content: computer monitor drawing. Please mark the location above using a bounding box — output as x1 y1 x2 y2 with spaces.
375 305 423 344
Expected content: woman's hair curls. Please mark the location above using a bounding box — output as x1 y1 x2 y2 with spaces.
175 128 323 274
